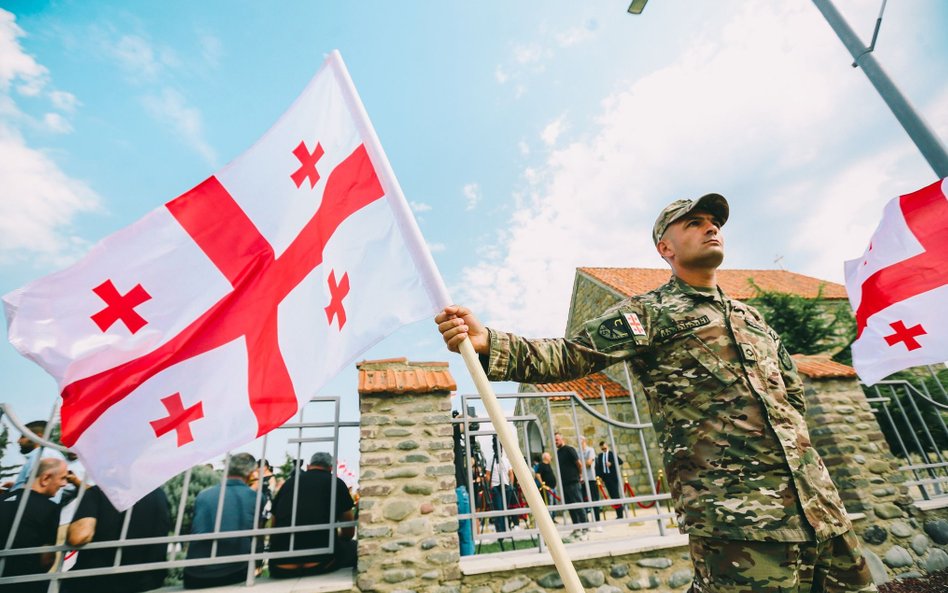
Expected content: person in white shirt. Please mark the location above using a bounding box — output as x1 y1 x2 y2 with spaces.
579 437 601 530
487 452 514 533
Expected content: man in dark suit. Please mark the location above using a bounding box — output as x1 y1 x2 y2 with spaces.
595 441 624 519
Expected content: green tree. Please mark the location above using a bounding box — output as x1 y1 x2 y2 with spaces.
276 452 303 482
747 281 854 355
162 464 221 535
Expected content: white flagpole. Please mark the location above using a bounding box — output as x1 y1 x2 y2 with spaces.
328 50 585 593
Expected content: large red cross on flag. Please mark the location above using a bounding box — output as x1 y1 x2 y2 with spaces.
2 52 449 510
844 178 948 386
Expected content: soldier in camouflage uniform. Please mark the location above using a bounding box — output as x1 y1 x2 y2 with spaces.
436 194 877 593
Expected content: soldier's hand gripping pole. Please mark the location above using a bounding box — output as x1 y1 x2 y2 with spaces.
457 338 584 593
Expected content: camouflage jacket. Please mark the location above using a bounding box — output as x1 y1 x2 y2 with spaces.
485 276 851 542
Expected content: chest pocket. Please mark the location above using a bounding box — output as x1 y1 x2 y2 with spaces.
649 333 741 413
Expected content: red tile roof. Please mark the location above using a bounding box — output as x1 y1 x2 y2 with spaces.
580 268 847 300
530 372 629 401
791 355 858 379
357 358 457 394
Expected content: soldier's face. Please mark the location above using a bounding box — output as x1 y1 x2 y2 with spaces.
658 211 724 270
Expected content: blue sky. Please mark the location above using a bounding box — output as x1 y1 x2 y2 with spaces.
2 1 947 473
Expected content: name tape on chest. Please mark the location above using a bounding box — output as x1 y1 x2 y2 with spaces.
655 315 711 340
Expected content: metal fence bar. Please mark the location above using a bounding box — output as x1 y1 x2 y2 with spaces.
866 379 948 502
245 434 269 586
209 451 232 560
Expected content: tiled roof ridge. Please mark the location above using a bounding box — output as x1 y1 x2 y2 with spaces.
790 354 858 379
529 371 629 401
357 358 457 394
577 267 847 300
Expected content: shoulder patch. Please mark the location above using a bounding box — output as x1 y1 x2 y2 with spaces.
656 315 711 340
598 315 632 341
779 344 794 370
585 308 649 352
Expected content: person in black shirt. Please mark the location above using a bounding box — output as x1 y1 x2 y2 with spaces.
64 486 170 593
554 433 587 537
0 458 67 593
534 451 557 502
269 452 356 578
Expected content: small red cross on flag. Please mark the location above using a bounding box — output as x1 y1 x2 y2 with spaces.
3 52 447 510
844 178 948 386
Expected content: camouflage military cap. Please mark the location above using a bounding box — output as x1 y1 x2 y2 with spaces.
652 193 729 245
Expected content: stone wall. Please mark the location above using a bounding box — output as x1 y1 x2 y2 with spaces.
462 543 695 593
802 375 948 583
356 359 462 593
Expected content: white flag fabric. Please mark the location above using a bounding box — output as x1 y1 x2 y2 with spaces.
844 178 948 386
3 51 449 510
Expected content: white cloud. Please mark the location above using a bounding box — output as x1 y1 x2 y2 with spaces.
518 139 530 156
494 66 509 84
513 43 546 65
0 10 99 263
427 242 446 253
49 90 78 112
43 112 72 134
0 10 48 95
540 115 567 147
142 88 217 166
410 201 432 213
111 34 164 81
0 124 99 261
98 31 216 164
462 183 481 211
555 20 597 48
199 33 223 68
458 2 934 337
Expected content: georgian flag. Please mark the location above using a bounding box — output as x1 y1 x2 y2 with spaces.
3 51 448 510
844 178 948 386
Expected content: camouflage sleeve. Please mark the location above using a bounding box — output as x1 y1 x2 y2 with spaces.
763 322 806 414
484 301 649 384
779 343 807 416
484 330 618 383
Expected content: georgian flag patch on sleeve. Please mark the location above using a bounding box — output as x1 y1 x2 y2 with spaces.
623 312 646 336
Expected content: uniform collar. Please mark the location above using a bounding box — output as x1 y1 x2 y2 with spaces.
668 275 728 303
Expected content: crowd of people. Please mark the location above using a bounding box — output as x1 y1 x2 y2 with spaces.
543 433 625 542
452 421 627 554
0 422 356 592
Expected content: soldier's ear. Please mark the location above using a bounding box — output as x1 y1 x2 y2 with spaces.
656 237 674 259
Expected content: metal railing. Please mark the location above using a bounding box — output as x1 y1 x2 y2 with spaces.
864 367 948 502
0 396 358 592
452 364 675 555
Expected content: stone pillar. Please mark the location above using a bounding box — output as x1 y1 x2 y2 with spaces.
356 358 462 593
794 356 937 581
